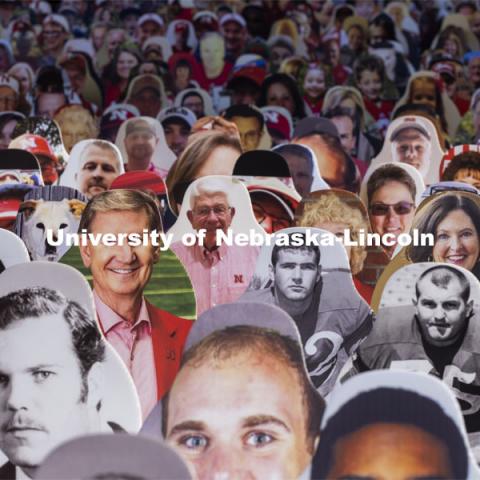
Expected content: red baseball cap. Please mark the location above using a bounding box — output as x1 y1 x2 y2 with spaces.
9 134 57 164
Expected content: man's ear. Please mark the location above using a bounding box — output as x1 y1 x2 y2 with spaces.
230 207 236 220
412 297 418 307
79 241 92 268
316 265 321 284
187 209 194 224
85 361 103 411
269 263 274 283
152 247 161 263
467 299 474 317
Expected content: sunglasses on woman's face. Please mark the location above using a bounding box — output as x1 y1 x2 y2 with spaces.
369 201 414 216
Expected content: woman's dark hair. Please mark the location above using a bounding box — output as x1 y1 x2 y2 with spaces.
408 193 480 271
102 43 143 84
369 13 396 43
367 164 416 204
258 73 306 119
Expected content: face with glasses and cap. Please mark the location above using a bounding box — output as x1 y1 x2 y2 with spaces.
250 191 293 234
42 21 68 53
187 190 235 250
369 180 416 256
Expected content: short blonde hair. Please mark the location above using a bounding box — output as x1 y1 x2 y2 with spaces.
298 193 368 275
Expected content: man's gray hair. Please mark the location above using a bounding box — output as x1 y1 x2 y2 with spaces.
189 177 234 209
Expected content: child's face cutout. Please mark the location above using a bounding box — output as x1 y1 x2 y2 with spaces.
303 68 326 99
410 79 437 110
358 70 382 101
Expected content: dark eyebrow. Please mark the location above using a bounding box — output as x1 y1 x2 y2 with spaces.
26 363 61 372
242 415 291 432
168 420 207 437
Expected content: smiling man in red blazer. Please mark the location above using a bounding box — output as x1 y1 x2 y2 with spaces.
79 189 192 420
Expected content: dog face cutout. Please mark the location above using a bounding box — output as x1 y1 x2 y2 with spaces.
19 199 86 262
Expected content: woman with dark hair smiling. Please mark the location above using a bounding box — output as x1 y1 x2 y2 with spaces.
408 193 480 279
102 44 142 107
258 73 306 122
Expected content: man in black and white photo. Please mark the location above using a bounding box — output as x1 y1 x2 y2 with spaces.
239 230 374 395
0 286 113 479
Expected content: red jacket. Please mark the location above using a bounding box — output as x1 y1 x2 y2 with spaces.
146 301 193 399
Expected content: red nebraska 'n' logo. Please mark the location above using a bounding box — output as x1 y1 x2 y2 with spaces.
234 274 244 283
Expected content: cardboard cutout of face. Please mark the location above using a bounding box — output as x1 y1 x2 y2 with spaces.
354 262 480 460
366 115 444 185
142 302 324 480
312 370 477 478
238 226 374 396
0 262 142 476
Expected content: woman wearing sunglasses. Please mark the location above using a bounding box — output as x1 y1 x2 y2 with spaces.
408 193 480 278
367 164 417 257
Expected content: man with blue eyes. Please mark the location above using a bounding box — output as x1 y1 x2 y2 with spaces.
162 323 323 480
0 287 108 479
351 265 480 451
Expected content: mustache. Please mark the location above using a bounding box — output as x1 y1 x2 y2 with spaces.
87 178 108 188
2 414 47 433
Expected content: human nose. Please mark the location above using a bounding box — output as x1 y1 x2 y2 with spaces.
292 265 302 282
385 207 400 222
114 243 137 263
6 377 30 412
447 235 461 252
434 305 446 321
92 165 104 177
199 446 254 480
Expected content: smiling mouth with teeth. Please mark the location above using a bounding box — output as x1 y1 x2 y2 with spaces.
109 267 139 274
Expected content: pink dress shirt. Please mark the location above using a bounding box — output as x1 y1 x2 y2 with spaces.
94 291 158 420
171 241 260 316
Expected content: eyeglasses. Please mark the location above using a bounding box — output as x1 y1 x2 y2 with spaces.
193 205 231 218
253 203 291 231
422 182 480 198
43 29 63 37
369 201 414 216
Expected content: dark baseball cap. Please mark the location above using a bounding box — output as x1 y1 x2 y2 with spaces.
293 117 339 139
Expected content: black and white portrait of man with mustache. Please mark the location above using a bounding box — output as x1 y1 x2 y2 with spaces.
0 286 122 479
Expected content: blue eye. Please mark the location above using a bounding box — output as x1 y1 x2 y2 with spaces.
181 435 208 450
245 432 274 447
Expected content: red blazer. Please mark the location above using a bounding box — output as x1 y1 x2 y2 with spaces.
146 301 193 399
